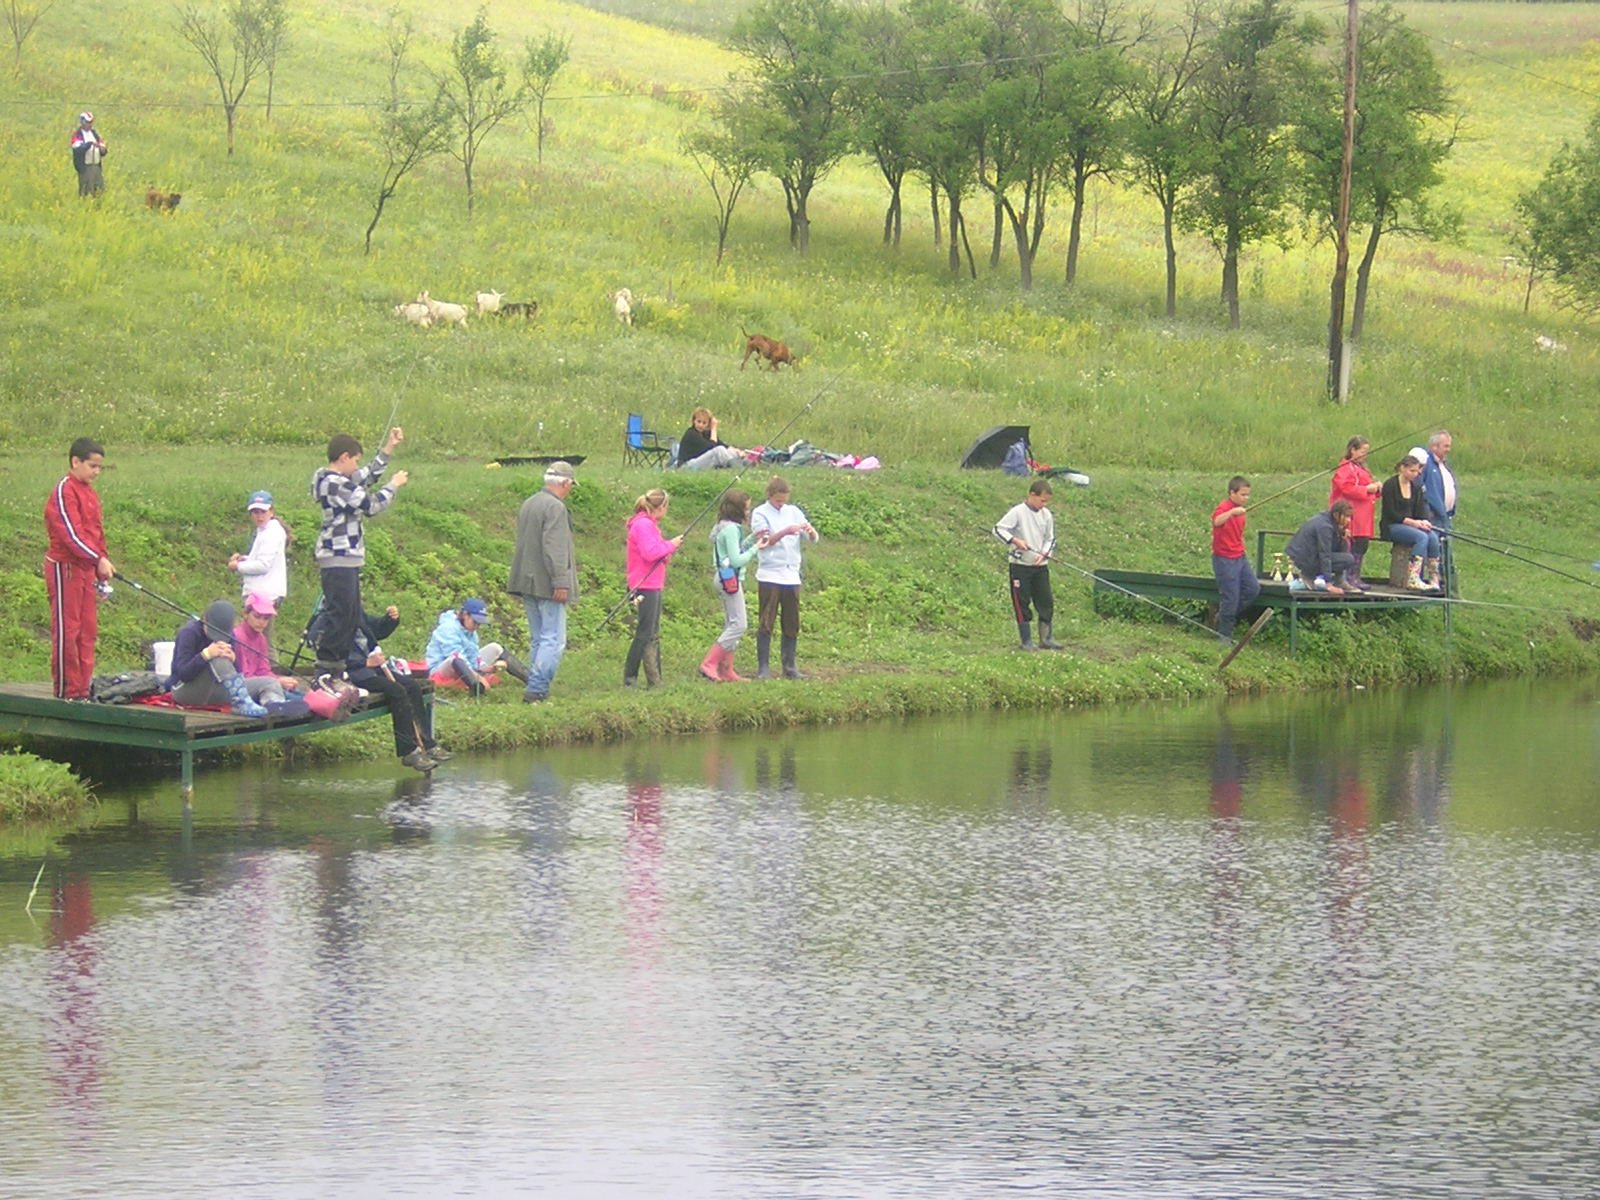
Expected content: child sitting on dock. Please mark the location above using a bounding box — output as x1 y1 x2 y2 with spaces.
424 597 527 695
1210 476 1260 643
347 603 450 773
1285 501 1355 596
231 592 305 700
994 479 1061 650
169 600 286 718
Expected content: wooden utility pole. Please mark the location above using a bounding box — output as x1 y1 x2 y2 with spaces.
1327 0 1359 403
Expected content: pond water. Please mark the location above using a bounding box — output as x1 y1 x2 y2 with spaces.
1 678 1597 1198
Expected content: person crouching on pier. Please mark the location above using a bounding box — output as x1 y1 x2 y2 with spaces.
1286 501 1355 595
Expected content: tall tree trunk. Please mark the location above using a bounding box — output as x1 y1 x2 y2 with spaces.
1350 221 1384 342
465 158 475 213
1065 171 1087 285
1007 206 1035 292
958 210 976 279
930 180 942 248
1222 237 1241 328
946 190 964 275
989 196 1003 269
226 104 236 156
365 189 393 255
1162 201 1178 318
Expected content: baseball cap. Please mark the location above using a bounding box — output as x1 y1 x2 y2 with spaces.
461 597 491 624
543 460 576 483
244 592 278 616
247 490 274 511
80 111 93 123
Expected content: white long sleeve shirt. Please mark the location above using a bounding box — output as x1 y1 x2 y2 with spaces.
751 500 817 586
236 517 289 600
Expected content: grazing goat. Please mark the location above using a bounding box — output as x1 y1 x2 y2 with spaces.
417 290 469 329
393 301 433 329
611 288 634 327
476 289 504 316
1534 334 1569 353
740 330 797 371
145 187 182 212
495 301 539 319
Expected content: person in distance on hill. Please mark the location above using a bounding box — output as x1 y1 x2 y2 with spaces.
310 427 408 679
995 478 1061 651
70 112 107 198
1210 475 1260 644
228 489 290 605
508 460 578 703
44 437 117 699
751 475 819 678
678 407 747 470
623 488 684 688
1285 500 1355 596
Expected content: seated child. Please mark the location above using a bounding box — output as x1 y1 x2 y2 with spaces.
169 600 284 717
424 597 528 695
349 604 451 772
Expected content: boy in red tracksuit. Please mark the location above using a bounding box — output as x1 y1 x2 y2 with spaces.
44 438 116 699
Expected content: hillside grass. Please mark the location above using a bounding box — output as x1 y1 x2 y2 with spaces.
3 0 1600 811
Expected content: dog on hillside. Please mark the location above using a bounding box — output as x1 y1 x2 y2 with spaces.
495 300 539 319
145 187 182 212
740 330 796 371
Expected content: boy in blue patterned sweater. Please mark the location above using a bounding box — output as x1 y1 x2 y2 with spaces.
310 427 408 676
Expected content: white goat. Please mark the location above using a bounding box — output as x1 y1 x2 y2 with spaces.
611 287 634 327
476 289 504 316
417 290 469 329
1534 334 1569 353
392 301 433 329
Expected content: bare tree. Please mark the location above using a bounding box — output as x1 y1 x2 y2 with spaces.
367 93 452 255
259 0 288 121
685 124 762 265
3 0 55 71
522 32 569 164
175 0 276 155
435 7 528 213
384 7 413 113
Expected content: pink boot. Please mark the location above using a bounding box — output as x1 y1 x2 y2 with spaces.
699 644 724 682
717 646 744 682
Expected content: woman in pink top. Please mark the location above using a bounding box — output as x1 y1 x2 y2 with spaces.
1329 436 1382 591
623 488 683 688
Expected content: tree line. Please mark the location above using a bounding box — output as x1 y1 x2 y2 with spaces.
694 0 1460 333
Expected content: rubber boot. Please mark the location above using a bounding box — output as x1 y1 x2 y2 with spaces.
1424 557 1442 591
1018 621 1036 651
451 656 486 697
623 639 643 687
718 647 745 682
699 644 724 682
1406 558 1427 591
222 671 269 718
1038 620 1062 650
642 642 662 688
498 653 529 684
780 635 806 680
1346 551 1369 592
756 632 773 679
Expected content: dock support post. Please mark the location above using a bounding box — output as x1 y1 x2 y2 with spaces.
181 749 194 799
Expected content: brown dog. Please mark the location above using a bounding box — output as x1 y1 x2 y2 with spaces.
145 187 182 212
741 330 796 371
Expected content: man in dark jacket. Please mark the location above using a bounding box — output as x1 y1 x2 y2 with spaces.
507 461 578 702
345 605 449 772
1285 500 1355 596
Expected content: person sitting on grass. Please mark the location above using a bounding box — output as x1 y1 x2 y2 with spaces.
346 603 451 773
425 597 528 695
168 600 283 718
677 407 746 470
1285 500 1355 596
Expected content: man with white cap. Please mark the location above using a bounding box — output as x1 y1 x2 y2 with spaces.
229 489 289 603
1411 430 1456 591
70 112 107 197
508 461 578 703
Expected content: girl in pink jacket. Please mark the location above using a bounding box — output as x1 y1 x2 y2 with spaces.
623 488 683 687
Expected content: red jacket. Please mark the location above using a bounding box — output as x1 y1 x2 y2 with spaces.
45 475 106 564
1329 461 1376 539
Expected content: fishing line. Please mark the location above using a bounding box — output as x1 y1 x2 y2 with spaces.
1242 420 1447 516
1449 527 1595 565
589 370 842 636
1447 529 1600 592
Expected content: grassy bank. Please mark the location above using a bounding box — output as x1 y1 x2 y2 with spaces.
3 1 1599 814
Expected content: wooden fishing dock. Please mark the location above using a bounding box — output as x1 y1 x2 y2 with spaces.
0 682 426 793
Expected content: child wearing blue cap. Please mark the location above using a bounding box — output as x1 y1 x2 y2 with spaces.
425 597 528 695
229 489 290 604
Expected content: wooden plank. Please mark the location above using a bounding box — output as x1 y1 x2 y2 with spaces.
1218 608 1275 671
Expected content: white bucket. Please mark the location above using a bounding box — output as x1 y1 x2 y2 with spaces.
151 640 175 676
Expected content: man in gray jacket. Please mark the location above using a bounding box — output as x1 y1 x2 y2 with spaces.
508 461 578 702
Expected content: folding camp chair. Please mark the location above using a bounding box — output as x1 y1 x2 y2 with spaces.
624 413 672 469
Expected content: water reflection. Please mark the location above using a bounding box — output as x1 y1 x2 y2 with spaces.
0 678 1597 1196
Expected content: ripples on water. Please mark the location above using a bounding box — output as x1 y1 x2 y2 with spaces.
0 680 1597 1197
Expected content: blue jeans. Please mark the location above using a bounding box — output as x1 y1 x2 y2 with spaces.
1386 524 1441 559
1212 553 1261 639
521 596 567 699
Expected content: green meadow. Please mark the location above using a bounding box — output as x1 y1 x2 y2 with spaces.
3 0 1600 813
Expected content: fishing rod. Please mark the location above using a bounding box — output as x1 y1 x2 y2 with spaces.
986 526 1222 640
1446 529 1600 592
590 370 842 636
1243 420 1446 515
113 572 312 664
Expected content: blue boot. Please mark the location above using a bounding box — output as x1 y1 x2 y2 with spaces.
222 671 268 718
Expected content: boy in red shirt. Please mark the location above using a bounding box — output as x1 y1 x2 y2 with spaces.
1210 476 1259 644
45 438 116 698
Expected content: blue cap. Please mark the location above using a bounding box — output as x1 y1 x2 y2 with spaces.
247 490 274 511
461 598 491 623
